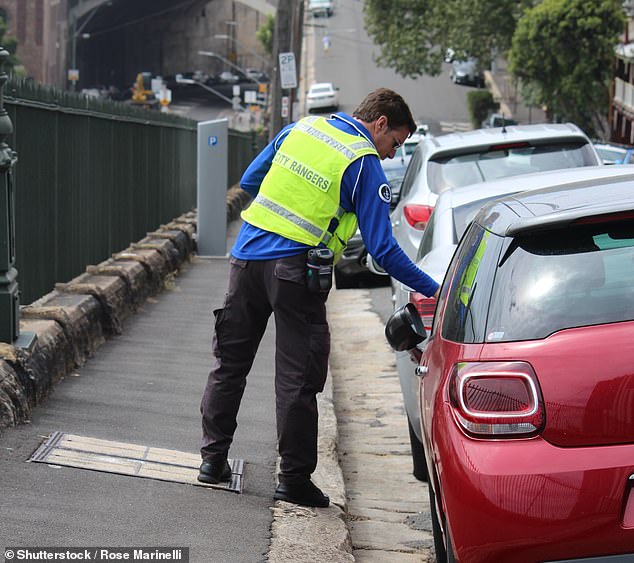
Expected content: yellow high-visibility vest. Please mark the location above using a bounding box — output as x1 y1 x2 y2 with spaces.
241 116 378 261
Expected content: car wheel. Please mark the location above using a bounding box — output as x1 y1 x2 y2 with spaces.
334 269 359 289
428 484 447 562
447 531 457 563
429 483 457 563
407 415 428 482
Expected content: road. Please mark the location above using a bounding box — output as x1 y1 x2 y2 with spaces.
306 0 474 134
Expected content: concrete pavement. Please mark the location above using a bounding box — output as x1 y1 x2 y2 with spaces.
0 253 281 562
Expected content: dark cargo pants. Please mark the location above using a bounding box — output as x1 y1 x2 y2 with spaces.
200 253 330 484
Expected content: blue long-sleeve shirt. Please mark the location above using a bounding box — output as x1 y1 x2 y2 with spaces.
232 112 439 297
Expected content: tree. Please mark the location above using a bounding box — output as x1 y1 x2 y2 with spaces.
509 0 625 137
363 0 531 78
467 90 499 129
435 0 530 67
363 0 443 78
257 14 275 56
0 15 19 73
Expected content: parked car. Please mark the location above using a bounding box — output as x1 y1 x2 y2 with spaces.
307 0 334 17
334 149 412 289
482 112 518 128
244 68 269 83
450 58 485 87
389 165 634 483
385 167 634 562
402 127 427 155
390 123 602 270
306 82 339 113
593 141 634 164
216 70 241 84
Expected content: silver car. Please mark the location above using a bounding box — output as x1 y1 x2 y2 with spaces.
391 165 634 481
450 58 485 87
391 123 602 269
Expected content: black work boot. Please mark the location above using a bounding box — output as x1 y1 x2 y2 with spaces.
273 480 330 508
198 459 232 484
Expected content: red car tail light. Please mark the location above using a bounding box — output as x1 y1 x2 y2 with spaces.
409 291 436 331
448 361 545 438
403 204 433 230
489 141 530 151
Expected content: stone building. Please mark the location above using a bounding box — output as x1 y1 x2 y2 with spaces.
0 0 64 85
612 1 634 144
0 0 273 91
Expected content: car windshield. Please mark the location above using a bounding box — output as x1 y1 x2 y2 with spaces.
486 219 634 342
427 141 597 193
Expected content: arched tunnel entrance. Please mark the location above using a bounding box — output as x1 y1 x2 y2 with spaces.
71 0 269 94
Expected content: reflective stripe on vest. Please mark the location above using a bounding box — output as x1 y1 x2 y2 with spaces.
250 193 338 245
294 117 375 160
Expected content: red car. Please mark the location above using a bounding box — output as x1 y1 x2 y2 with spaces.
385 173 634 562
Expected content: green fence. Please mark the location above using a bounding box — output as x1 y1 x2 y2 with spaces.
5 80 266 304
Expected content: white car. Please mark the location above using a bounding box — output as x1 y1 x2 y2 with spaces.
391 123 602 269
389 165 634 483
308 0 334 17
306 82 339 113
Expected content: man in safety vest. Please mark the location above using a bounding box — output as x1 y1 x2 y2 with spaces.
198 88 439 507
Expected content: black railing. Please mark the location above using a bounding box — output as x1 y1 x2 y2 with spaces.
4 78 265 304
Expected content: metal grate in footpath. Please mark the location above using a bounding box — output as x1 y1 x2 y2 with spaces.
28 431 244 493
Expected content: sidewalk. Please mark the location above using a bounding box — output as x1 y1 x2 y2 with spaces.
0 213 354 563
0 254 280 561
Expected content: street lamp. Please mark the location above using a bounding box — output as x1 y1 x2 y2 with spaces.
198 50 263 85
68 1 111 91
175 74 247 111
198 51 268 121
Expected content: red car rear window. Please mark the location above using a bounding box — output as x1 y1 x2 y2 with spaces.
442 219 634 343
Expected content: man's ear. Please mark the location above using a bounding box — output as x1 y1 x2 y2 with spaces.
375 115 388 130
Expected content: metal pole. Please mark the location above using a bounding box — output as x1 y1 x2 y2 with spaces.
0 48 19 343
70 20 77 92
68 4 102 92
270 0 293 139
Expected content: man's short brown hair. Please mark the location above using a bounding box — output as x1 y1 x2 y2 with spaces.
352 88 417 135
